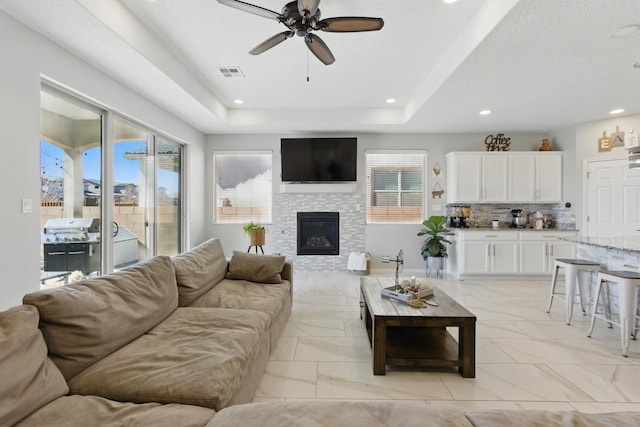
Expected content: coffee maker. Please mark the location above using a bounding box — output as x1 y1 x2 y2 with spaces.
510 209 527 228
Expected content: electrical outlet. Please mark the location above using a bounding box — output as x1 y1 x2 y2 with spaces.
432 204 442 212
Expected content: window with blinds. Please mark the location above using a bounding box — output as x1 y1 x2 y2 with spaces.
214 152 272 223
366 151 425 223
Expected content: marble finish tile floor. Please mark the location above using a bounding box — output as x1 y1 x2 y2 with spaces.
254 271 640 412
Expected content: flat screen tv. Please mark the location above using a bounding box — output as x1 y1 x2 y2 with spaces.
281 137 357 182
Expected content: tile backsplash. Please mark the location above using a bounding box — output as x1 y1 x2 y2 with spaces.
445 203 576 230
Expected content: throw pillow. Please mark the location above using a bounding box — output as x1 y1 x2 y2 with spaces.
0 305 68 426
172 238 228 306
226 251 286 284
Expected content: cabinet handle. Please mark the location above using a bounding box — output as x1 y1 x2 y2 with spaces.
550 245 554 256
488 244 491 257
485 235 498 238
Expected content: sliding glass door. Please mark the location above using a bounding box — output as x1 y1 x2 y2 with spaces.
39 86 184 285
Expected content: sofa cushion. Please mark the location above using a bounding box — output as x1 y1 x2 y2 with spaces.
225 251 286 284
207 401 474 427
172 238 228 306
15 395 215 427
68 307 270 410
0 305 68 427
23 255 178 380
190 278 290 323
464 409 640 427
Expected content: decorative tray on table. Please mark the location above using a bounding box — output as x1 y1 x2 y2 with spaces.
381 279 433 303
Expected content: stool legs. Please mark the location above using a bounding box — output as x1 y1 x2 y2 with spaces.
564 264 578 325
588 273 639 357
619 281 638 357
587 277 604 338
546 263 560 313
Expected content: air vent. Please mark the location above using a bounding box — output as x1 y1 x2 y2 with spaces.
218 67 245 78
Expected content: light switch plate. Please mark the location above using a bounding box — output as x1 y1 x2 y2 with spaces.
432 204 442 212
22 198 33 213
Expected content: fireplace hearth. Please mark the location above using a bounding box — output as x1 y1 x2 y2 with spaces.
297 212 339 255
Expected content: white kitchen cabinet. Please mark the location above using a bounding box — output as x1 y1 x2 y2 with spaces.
482 155 508 202
508 154 535 202
447 152 562 204
459 231 519 275
535 153 563 202
519 232 576 274
446 153 482 203
448 230 576 278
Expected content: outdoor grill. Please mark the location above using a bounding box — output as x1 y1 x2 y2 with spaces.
42 218 101 275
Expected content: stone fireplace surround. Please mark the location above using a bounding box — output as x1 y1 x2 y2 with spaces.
272 193 365 271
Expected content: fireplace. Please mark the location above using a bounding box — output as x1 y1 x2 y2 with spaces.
297 212 339 255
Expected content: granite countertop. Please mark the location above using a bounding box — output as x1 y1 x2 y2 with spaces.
559 235 640 253
452 226 578 232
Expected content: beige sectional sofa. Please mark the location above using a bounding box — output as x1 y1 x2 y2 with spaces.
1 238 292 426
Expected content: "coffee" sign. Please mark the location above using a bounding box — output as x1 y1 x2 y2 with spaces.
485 133 511 151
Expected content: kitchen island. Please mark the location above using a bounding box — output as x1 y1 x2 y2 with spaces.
559 235 640 270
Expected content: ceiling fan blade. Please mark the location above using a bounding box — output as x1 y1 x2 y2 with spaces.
298 0 320 17
305 33 335 65
217 0 281 21
249 31 293 55
319 17 384 32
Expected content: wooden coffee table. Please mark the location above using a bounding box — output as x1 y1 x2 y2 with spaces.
360 277 476 378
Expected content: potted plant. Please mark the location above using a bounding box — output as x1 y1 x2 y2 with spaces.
243 222 266 247
417 215 453 275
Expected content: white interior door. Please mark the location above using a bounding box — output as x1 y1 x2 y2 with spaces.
586 158 640 236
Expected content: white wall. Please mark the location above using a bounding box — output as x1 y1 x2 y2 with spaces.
0 11 206 310
206 132 549 270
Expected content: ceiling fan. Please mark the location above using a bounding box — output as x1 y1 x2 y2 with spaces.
217 0 384 65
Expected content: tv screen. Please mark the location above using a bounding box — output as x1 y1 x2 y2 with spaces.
281 138 357 182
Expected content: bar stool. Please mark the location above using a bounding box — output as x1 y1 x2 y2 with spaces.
587 270 640 357
546 259 601 325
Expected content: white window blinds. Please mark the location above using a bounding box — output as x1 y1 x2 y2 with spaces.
214 152 272 223
366 152 425 223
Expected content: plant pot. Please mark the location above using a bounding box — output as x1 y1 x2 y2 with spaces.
425 256 444 278
250 229 265 246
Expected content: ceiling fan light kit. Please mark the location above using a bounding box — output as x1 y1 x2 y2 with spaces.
217 0 384 65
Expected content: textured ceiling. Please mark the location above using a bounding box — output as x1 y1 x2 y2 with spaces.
2 0 639 134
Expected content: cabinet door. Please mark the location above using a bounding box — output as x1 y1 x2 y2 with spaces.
482 155 508 202
461 241 490 273
536 154 562 202
508 154 535 202
491 241 519 274
519 241 548 274
448 154 482 203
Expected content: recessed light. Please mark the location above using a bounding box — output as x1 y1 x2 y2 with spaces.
611 24 640 38
610 108 624 115
443 0 458 4
386 98 396 104
234 99 244 105
479 109 491 115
